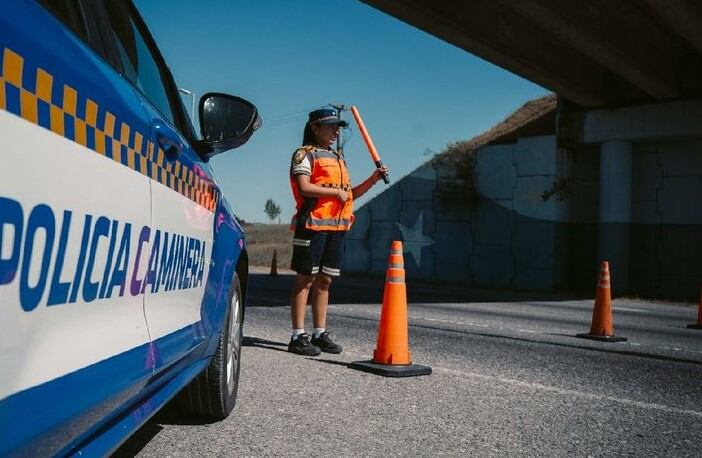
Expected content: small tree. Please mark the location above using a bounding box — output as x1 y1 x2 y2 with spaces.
264 198 281 223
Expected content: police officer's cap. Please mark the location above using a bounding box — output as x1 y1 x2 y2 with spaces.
308 107 348 127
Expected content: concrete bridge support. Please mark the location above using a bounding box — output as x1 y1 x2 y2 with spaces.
598 140 632 295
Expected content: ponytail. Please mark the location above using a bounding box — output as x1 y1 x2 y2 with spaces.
302 122 317 146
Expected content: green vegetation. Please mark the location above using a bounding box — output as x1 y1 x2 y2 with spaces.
431 94 556 208
264 198 282 223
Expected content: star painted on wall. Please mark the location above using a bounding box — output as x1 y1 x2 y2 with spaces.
397 211 435 267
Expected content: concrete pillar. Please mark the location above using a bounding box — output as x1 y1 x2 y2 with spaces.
598 140 632 295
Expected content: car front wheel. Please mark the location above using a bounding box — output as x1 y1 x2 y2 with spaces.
178 273 243 419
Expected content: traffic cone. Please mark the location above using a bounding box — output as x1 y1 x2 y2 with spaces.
269 249 278 276
576 261 626 342
350 241 431 377
687 288 702 329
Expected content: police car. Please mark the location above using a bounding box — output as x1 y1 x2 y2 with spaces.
0 1 260 455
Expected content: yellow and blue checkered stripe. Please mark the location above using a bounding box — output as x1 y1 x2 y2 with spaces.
0 46 219 212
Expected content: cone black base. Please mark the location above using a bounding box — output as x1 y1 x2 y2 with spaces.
349 360 432 377
576 333 627 342
687 323 702 329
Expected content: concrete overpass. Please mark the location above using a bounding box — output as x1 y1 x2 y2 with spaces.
362 0 702 108
354 0 702 298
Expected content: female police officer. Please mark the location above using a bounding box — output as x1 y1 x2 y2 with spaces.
287 107 388 355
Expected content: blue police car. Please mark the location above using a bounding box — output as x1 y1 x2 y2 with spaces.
0 1 259 455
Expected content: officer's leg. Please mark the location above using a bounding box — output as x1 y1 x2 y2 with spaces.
312 230 345 329
312 273 333 329
290 228 319 332
291 274 313 329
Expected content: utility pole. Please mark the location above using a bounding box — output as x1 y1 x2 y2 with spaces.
331 103 345 154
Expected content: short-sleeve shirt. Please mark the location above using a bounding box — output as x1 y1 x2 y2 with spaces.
290 150 313 176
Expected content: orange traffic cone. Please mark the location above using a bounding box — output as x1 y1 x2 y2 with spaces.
350 241 431 377
269 249 278 276
576 261 626 342
687 288 702 329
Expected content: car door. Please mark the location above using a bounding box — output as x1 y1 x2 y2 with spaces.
99 1 218 375
0 0 154 455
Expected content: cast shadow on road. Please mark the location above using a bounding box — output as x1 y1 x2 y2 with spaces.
114 341 274 458
247 273 589 309
242 336 288 352
116 336 391 456
112 402 217 458
305 358 351 368
242 336 352 369
407 322 702 366
112 421 163 457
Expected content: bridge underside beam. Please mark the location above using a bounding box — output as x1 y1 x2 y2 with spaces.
363 0 702 108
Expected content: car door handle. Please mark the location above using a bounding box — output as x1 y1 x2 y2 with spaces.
152 120 183 159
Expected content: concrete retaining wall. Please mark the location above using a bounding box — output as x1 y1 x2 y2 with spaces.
345 114 702 301
629 139 702 299
345 135 568 291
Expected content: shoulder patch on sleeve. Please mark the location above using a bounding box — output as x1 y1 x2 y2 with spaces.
293 148 307 164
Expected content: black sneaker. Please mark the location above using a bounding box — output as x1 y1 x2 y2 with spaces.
311 332 342 354
288 333 321 356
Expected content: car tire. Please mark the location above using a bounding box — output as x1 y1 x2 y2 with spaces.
177 273 243 420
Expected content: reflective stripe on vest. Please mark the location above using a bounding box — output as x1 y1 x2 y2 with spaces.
290 215 353 231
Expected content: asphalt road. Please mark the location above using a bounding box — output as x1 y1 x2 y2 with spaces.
116 272 702 457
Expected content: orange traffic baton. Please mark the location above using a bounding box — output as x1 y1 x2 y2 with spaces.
350 241 431 377
350 105 389 184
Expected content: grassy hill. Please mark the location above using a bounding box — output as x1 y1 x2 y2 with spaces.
242 223 292 269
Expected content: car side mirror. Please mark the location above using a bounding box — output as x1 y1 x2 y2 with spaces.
198 93 261 157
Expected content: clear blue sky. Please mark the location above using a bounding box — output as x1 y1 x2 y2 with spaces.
134 0 549 223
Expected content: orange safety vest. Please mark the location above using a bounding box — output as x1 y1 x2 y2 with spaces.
290 145 355 231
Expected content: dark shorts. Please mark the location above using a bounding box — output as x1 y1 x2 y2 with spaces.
291 228 346 277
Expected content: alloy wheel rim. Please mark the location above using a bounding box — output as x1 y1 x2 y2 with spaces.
226 291 241 395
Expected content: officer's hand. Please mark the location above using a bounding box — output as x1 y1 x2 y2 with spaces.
337 189 349 202
374 166 389 183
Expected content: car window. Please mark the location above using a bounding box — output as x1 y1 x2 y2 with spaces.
38 0 87 40
103 1 176 126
